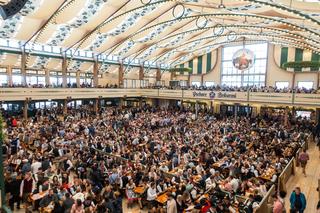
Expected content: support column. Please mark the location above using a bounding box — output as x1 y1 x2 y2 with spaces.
76 71 80 88
7 66 12 86
93 60 99 87
23 98 30 120
234 104 238 119
180 99 184 111
45 69 50 86
119 97 126 107
292 72 296 90
187 74 191 87
170 71 176 81
21 51 27 86
62 57 67 88
317 71 320 89
139 66 144 88
94 98 99 113
139 98 143 108
63 99 68 114
256 105 261 116
214 103 220 114
201 74 204 86
156 68 161 82
118 64 124 88
247 104 250 117
195 101 199 119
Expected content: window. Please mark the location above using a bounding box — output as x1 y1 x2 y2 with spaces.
50 77 58 85
26 76 46 85
297 81 313 89
180 80 187 87
221 43 268 86
26 76 37 85
38 76 46 85
0 75 7 86
68 77 77 84
80 78 86 85
275 81 289 89
205 81 214 87
12 75 22 85
12 68 21 74
191 81 201 87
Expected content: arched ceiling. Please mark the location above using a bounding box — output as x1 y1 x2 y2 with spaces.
0 0 319 70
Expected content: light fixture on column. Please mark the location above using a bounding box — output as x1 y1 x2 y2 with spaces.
218 0 226 9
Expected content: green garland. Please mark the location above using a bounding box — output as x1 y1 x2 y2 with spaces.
168 67 193 73
282 61 320 70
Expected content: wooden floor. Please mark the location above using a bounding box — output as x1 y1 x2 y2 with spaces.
284 142 320 213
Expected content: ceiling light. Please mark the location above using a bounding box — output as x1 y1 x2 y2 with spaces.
218 0 225 9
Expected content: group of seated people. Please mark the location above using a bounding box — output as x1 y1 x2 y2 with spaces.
0 83 119 89
152 85 320 94
2 104 314 213
1 82 319 94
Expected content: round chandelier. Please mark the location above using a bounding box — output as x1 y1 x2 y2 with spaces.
232 48 255 71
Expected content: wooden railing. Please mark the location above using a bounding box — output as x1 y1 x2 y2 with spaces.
1 88 320 106
256 185 276 213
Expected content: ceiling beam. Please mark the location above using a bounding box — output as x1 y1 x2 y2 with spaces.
95 13 319 63
169 38 301 66
64 0 131 53
123 24 318 64
102 2 177 57
122 18 196 60
151 33 313 65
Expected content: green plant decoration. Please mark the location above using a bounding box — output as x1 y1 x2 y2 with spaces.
282 61 320 71
168 67 193 73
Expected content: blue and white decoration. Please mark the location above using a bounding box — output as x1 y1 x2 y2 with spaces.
48 0 107 46
87 2 159 50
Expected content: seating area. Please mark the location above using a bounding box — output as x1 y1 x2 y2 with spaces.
0 0 319 212
1 105 315 213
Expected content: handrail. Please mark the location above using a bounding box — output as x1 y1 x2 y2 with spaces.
279 157 295 179
1 88 320 106
256 185 275 213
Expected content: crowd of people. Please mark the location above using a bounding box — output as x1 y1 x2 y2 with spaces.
153 85 320 94
1 104 316 213
0 82 119 89
1 82 319 94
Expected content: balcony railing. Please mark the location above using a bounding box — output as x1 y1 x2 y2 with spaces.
0 88 319 106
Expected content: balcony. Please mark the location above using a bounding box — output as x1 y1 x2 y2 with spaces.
0 88 319 106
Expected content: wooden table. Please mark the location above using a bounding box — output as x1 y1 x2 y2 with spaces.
260 168 276 181
192 175 202 183
213 160 225 168
156 193 168 205
134 186 146 195
31 191 48 201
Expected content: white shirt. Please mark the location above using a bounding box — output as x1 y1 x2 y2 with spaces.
73 192 85 202
147 187 157 201
205 178 216 191
230 178 239 192
31 161 42 174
